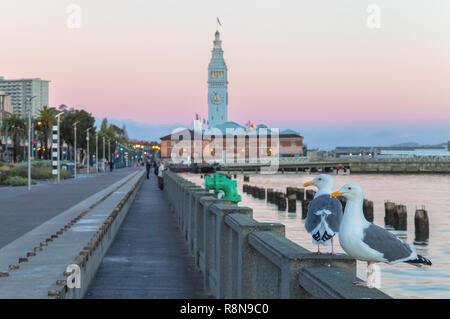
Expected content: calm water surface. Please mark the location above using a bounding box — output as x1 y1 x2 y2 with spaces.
181 172 450 299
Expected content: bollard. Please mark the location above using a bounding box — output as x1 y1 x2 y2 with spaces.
306 189 316 201
301 200 311 219
414 208 429 242
394 205 407 230
244 175 250 182
363 199 374 222
288 195 296 213
384 201 396 226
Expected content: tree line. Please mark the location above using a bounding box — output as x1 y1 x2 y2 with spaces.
1 104 131 164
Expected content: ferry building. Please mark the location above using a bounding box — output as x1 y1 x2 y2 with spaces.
161 30 304 162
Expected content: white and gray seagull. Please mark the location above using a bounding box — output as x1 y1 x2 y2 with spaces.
331 183 432 287
303 174 343 255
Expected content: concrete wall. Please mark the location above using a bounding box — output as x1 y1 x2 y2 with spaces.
164 171 391 299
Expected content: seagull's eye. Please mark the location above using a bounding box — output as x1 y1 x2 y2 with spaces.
348 187 352 190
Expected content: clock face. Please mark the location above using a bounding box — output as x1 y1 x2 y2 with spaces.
210 92 222 105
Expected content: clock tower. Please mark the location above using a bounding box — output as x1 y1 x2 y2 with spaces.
208 30 228 128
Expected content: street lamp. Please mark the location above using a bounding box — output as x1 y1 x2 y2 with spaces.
73 121 79 178
102 135 105 172
95 131 98 173
55 112 64 184
27 96 37 191
86 128 90 176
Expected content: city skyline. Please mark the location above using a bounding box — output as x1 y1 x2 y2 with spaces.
0 0 449 146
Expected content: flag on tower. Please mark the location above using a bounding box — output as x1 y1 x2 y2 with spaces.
217 17 222 26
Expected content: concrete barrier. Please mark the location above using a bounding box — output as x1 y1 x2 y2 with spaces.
164 171 391 299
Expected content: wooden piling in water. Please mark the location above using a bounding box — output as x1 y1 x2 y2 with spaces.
301 200 310 219
394 205 407 230
363 199 374 222
306 189 316 201
288 195 296 213
276 192 286 211
414 208 429 242
384 201 396 226
258 187 266 200
286 187 296 198
296 188 305 201
267 189 274 203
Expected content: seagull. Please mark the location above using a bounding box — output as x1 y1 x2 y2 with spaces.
303 174 343 255
331 183 432 287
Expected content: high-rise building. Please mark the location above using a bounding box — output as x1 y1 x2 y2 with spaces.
0 90 13 122
0 76 49 117
208 31 228 128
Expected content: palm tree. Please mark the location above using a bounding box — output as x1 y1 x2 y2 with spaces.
5 114 26 162
36 106 56 159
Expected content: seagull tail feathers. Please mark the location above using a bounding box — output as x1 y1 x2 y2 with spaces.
406 255 432 267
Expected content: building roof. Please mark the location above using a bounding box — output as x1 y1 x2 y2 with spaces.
160 125 303 141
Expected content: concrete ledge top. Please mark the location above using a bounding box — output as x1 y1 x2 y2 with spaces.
298 266 392 299
199 197 232 206
248 230 354 263
225 213 284 230
209 204 253 216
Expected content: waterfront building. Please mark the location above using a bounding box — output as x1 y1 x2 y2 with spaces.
160 29 304 163
0 76 49 117
160 126 303 163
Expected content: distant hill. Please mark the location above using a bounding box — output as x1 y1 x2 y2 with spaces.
390 142 421 147
390 142 447 148
95 118 188 142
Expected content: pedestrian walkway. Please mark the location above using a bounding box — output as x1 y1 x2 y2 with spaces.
0 167 140 249
85 176 205 298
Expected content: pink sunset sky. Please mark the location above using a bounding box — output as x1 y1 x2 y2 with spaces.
1 0 449 132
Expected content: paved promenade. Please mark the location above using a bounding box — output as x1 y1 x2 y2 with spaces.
86 176 205 299
0 168 139 249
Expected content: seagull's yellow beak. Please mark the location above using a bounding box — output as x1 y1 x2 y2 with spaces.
330 191 343 198
303 181 314 187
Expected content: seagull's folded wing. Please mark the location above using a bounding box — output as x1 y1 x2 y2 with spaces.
362 224 416 264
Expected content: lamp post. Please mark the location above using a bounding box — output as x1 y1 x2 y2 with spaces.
108 138 111 168
95 131 98 173
86 128 90 176
27 96 37 191
102 135 105 172
55 112 64 184
73 121 79 178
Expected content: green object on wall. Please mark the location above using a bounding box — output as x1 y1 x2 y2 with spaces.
204 173 241 203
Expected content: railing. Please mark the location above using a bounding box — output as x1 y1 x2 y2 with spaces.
163 171 391 299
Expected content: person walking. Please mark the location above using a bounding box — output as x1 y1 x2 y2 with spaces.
145 158 152 179
109 159 114 172
158 161 165 190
